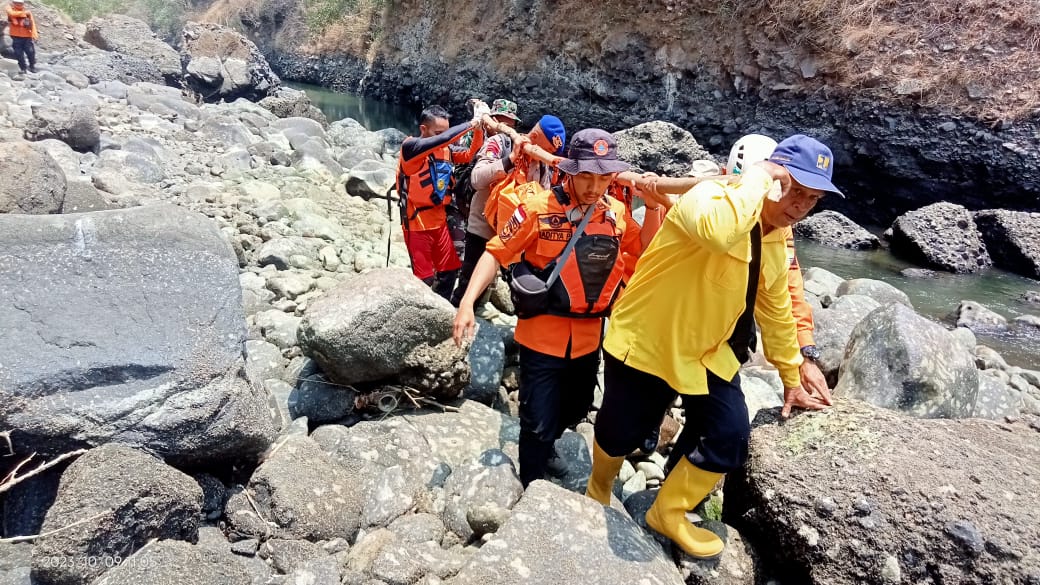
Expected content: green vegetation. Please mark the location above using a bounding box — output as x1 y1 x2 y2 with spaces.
40 0 190 41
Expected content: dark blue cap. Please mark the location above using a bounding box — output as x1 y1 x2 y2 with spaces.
768 134 844 198
537 115 567 155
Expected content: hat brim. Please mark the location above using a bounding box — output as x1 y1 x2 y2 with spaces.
557 158 630 175
492 113 521 122
785 165 845 198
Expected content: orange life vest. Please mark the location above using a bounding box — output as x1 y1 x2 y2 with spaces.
522 187 628 319
6 6 36 39
396 145 454 225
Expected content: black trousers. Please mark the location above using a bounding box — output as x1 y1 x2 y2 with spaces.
517 344 599 487
12 37 35 72
450 231 488 307
594 352 750 474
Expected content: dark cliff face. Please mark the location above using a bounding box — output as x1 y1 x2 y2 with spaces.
236 0 1040 225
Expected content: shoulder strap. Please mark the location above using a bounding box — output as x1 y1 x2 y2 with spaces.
545 201 597 287
727 223 763 362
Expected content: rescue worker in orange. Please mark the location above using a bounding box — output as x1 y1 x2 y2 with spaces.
585 134 842 560
453 129 642 487
449 113 568 307
397 101 489 299
4 0 37 75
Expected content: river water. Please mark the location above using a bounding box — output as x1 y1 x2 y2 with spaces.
294 83 1040 368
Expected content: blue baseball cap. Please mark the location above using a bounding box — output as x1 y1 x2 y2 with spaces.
768 134 844 198
535 115 567 156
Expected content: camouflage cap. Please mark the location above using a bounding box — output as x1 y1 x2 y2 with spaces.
490 99 520 122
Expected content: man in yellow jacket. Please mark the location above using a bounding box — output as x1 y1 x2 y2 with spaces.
5 0 38 75
585 134 842 559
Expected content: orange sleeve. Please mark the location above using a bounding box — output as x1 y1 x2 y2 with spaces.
786 231 816 347
485 199 539 266
452 127 485 165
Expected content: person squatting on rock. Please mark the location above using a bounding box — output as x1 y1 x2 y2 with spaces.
449 111 568 307
584 134 842 559
453 129 642 487
638 135 834 470
396 100 489 299
4 0 37 75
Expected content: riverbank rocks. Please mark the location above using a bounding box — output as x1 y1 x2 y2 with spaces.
297 267 465 389
835 278 912 308
836 303 979 418
728 401 1040 585
24 104 100 153
446 480 685 585
890 202 991 273
244 435 365 542
613 121 712 176
795 210 880 249
181 22 280 102
955 300 1009 332
0 205 277 463
813 295 882 383
258 87 328 127
0 141 66 213
30 445 203 585
92 540 254 585
974 209 1040 279
83 14 182 84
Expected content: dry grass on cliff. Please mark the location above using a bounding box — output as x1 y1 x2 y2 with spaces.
192 0 1040 120
757 0 1040 119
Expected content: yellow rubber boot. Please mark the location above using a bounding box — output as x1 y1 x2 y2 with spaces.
645 458 725 559
584 440 626 505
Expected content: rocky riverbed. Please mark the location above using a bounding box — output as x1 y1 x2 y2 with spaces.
1 10 1039 585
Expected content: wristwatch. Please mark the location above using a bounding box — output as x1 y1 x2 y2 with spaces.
800 345 821 362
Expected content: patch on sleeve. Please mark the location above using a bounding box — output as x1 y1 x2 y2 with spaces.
500 204 527 241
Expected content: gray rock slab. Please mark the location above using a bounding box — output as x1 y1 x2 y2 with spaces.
734 400 1040 584
446 480 684 585
0 205 276 463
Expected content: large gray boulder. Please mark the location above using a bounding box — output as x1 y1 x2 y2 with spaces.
446 480 685 585
54 51 165 86
244 435 365 542
794 210 880 249
30 445 203 585
0 142 66 214
955 300 1008 333
890 202 991 273
83 15 181 83
0 205 277 463
974 209 1040 279
298 267 468 389
327 118 386 153
835 278 912 308
813 294 882 384
613 121 713 176
835 303 979 418
730 400 1040 585
24 104 100 153
258 87 327 127
181 22 279 102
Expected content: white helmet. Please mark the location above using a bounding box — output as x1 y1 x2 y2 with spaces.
726 134 778 175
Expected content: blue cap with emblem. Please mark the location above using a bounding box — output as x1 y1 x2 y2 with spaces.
768 134 844 198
